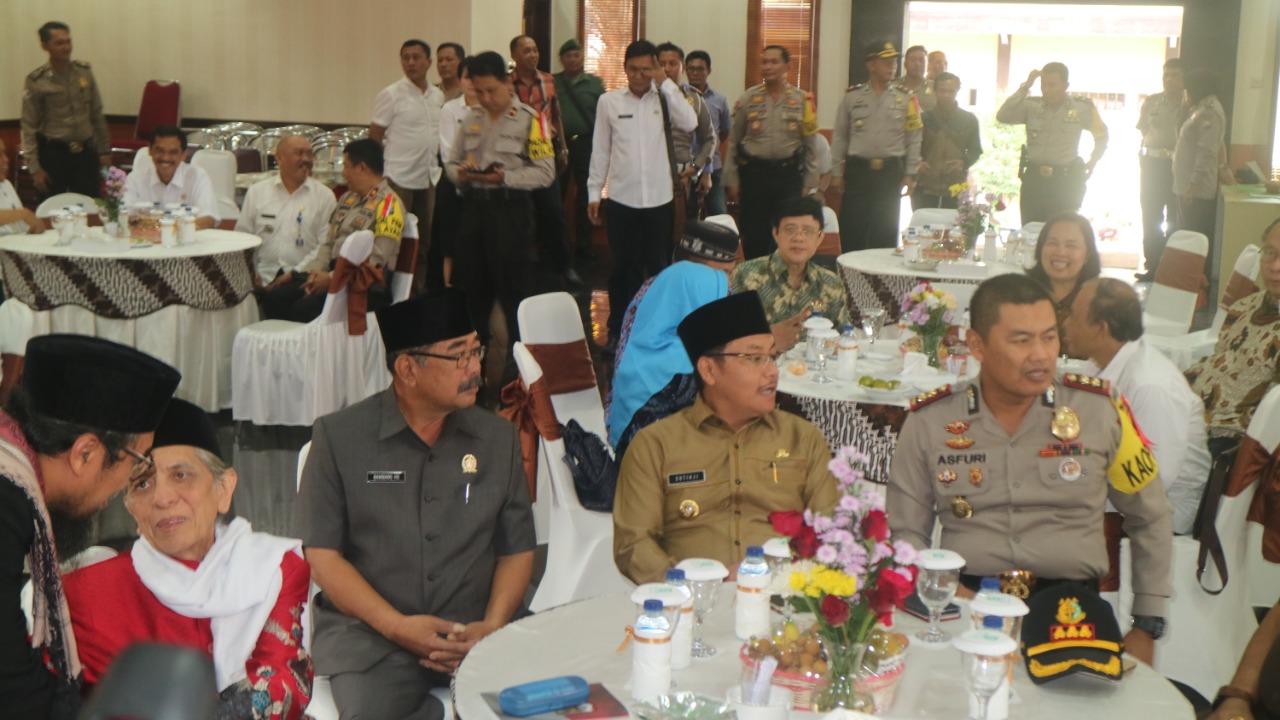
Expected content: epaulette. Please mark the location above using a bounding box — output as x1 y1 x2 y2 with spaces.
27 64 50 81
846 83 865 92
909 384 952 411
1062 372 1110 396
72 60 91 69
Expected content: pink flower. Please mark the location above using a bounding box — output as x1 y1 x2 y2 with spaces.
892 540 918 566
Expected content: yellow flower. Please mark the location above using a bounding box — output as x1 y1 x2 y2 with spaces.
949 182 968 198
789 570 809 592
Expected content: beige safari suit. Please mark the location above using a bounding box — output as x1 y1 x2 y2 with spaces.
724 83 820 188
887 376 1172 616
20 61 111 174
997 89 1108 168
614 394 838 584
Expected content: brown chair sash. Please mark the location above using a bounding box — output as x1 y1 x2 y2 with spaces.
1154 246 1208 308
1228 436 1280 562
525 340 597 396
498 375 562 501
1221 272 1260 311
328 257 384 336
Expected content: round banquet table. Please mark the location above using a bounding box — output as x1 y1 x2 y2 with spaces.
453 591 1193 720
838 249 1024 327
0 229 262 411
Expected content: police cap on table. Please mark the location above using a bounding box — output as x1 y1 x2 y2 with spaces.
22 335 181 433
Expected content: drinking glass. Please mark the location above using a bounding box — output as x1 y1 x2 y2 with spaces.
915 565 961 643
860 309 887 346
810 329 837 384
960 649 1011 720
688 578 721 658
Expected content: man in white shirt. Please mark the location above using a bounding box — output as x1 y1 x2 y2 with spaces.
0 139 44 235
235 135 337 287
371 39 444 248
122 125 219 228
588 39 698 342
1064 277 1208 534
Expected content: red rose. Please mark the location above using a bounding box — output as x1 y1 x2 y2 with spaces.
770 510 805 537
821 595 851 626
880 568 916 606
862 510 890 542
790 525 819 559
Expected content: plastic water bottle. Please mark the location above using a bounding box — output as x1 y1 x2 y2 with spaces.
975 616 1011 720
735 546 772 640
836 325 859 381
665 569 694 670
631 598 672 702
983 227 999 264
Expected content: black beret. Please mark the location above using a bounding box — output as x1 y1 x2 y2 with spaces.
677 292 772 364
1021 582 1124 684
375 288 475 354
677 219 739 263
22 335 181 433
152 399 222 460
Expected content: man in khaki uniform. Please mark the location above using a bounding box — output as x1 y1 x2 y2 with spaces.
1135 59 1183 280
997 62 1108 225
830 41 923 252
893 45 935 113
725 46 821 260
613 292 838 584
447 51 556 395
888 274 1172 665
21 21 112 200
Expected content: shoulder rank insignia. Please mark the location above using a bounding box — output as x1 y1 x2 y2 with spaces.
909 384 952 411
1062 373 1110 396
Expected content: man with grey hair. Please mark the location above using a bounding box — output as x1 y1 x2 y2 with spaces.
1062 277 1208 533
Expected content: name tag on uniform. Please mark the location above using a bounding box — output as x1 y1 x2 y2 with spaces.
367 471 405 484
668 470 706 486
618 114 634 119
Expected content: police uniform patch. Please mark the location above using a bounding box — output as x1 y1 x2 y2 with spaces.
1106 395 1159 494
1063 373 1110 396
938 469 958 484
527 114 555 161
373 193 404 240
945 436 975 450
909 384 952 411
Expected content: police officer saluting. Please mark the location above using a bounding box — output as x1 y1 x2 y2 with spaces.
830 42 923 252
888 274 1171 666
21 22 112 200
725 45 821 260
998 62 1108 225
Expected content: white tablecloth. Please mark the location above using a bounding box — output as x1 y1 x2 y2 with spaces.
837 249 1024 325
0 229 262 411
454 592 1193 720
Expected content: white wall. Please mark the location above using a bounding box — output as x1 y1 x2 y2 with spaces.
0 0 473 124
471 0 526 67
1232 0 1279 149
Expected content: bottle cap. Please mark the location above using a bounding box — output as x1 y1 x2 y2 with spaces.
979 577 1001 592
745 546 764 558
643 599 663 613
983 615 1005 630
840 324 856 333
665 568 686 582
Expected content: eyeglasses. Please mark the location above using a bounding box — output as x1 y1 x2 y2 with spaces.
121 447 156 482
779 225 820 239
707 351 783 369
406 346 487 368
1262 249 1280 264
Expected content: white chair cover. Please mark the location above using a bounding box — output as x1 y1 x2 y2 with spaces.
1115 385 1280 701
1148 244 1261 370
513 343 632 613
35 192 98 218
908 208 959 229
821 205 840 234
191 149 238 209
231 231 389 426
1019 222 1045 269
1144 230 1209 337
0 299 35 356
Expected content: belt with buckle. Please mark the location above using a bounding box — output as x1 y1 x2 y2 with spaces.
41 136 92 154
851 156 902 171
1140 147 1173 159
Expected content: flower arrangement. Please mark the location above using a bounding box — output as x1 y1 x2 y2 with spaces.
98 166 128 225
950 182 1005 251
768 448 918 709
898 282 957 368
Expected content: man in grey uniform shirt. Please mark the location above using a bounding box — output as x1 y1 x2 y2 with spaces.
296 289 535 720
888 274 1172 665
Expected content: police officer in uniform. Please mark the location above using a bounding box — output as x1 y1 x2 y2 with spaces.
997 63 1108 226
446 51 556 395
830 42 923 252
20 22 111 200
1135 59 1184 280
888 274 1171 665
725 45 821 260
893 44 936 113
657 42 717 218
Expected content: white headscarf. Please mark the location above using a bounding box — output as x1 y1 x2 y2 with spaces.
131 517 301 691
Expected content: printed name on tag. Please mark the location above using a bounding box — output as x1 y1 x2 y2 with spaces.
366 471 406 484
667 470 706 486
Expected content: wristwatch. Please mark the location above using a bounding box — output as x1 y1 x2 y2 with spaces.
1130 615 1167 640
